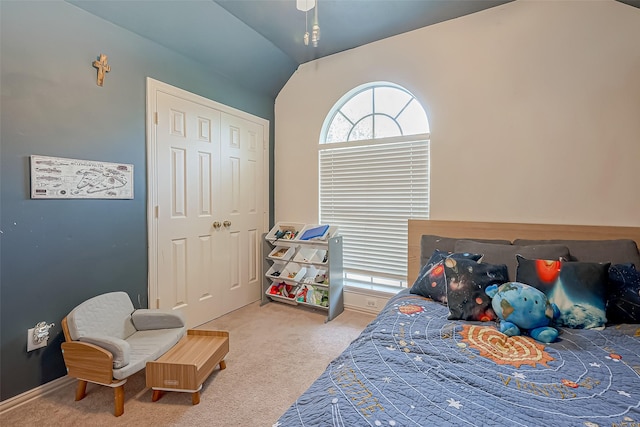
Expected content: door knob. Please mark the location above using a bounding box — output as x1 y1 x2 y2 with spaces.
223 220 231 227
213 221 222 229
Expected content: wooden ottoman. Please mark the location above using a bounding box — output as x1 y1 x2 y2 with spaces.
146 329 229 404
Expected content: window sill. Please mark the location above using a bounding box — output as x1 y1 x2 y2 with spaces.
344 280 404 298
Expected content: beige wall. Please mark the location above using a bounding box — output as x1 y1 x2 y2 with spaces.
274 0 640 227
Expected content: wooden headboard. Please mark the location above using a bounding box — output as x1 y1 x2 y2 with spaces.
407 219 640 286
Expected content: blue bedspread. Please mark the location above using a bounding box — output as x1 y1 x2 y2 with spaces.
276 291 640 426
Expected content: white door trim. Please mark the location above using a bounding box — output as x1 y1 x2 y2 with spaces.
146 77 270 308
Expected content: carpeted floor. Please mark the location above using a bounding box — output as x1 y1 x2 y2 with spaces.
1 301 375 427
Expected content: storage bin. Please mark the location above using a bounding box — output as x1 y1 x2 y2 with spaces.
267 262 305 283
266 262 287 280
312 268 329 285
294 248 315 264
299 266 319 284
282 262 306 282
295 285 329 308
266 281 299 305
293 248 328 264
265 222 305 242
268 246 295 261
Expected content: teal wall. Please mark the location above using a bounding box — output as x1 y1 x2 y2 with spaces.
0 1 275 401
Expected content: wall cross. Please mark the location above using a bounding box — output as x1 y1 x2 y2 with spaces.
93 54 111 87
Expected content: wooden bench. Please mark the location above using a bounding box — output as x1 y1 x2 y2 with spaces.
145 329 229 404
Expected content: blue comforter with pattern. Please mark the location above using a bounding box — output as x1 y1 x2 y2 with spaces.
275 291 640 426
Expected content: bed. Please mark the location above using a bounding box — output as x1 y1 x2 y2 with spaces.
275 220 640 426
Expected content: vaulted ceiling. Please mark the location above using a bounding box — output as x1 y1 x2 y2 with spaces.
68 0 640 98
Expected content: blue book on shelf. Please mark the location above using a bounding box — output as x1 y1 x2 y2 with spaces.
299 224 330 241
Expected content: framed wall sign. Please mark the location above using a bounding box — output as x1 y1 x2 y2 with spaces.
30 155 134 199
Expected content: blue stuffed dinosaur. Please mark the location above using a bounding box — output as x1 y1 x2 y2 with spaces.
485 282 560 343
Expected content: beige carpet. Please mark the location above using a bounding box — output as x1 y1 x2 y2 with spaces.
1 301 374 427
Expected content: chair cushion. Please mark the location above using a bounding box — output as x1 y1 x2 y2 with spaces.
112 328 186 380
132 309 185 330
79 335 131 369
67 291 137 341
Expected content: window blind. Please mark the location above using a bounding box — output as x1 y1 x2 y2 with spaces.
319 139 429 283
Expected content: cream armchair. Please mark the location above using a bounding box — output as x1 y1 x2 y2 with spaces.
61 291 186 416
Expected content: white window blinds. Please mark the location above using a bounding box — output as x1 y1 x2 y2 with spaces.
319 138 429 282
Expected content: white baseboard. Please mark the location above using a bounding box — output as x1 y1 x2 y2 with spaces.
344 303 379 315
0 375 75 415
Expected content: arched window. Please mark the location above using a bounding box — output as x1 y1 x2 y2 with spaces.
319 83 430 287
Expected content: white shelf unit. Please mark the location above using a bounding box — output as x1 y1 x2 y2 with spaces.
261 229 344 322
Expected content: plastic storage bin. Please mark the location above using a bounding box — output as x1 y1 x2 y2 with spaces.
267 262 305 283
265 222 305 242
295 284 329 307
293 247 328 264
266 262 287 280
268 246 296 261
266 281 299 305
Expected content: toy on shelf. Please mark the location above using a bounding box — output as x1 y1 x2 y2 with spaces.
296 285 312 303
315 272 328 285
272 248 289 257
295 284 329 307
269 282 297 299
275 229 298 240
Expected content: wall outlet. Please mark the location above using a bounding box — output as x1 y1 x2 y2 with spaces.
366 298 378 308
27 328 47 352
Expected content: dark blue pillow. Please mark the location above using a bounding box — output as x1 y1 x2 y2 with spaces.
410 250 482 304
607 264 640 324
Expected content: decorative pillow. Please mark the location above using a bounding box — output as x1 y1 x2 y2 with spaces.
515 255 610 329
454 240 570 281
410 250 482 304
607 264 640 324
131 309 185 330
444 258 508 321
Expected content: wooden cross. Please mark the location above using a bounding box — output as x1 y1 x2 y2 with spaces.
93 54 111 86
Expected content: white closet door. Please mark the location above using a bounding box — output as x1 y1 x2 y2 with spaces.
150 81 267 328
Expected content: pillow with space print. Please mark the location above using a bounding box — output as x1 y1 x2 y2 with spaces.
410 250 482 304
444 258 508 321
607 263 640 324
516 255 610 329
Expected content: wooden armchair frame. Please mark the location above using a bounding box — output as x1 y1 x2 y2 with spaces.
61 317 127 417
